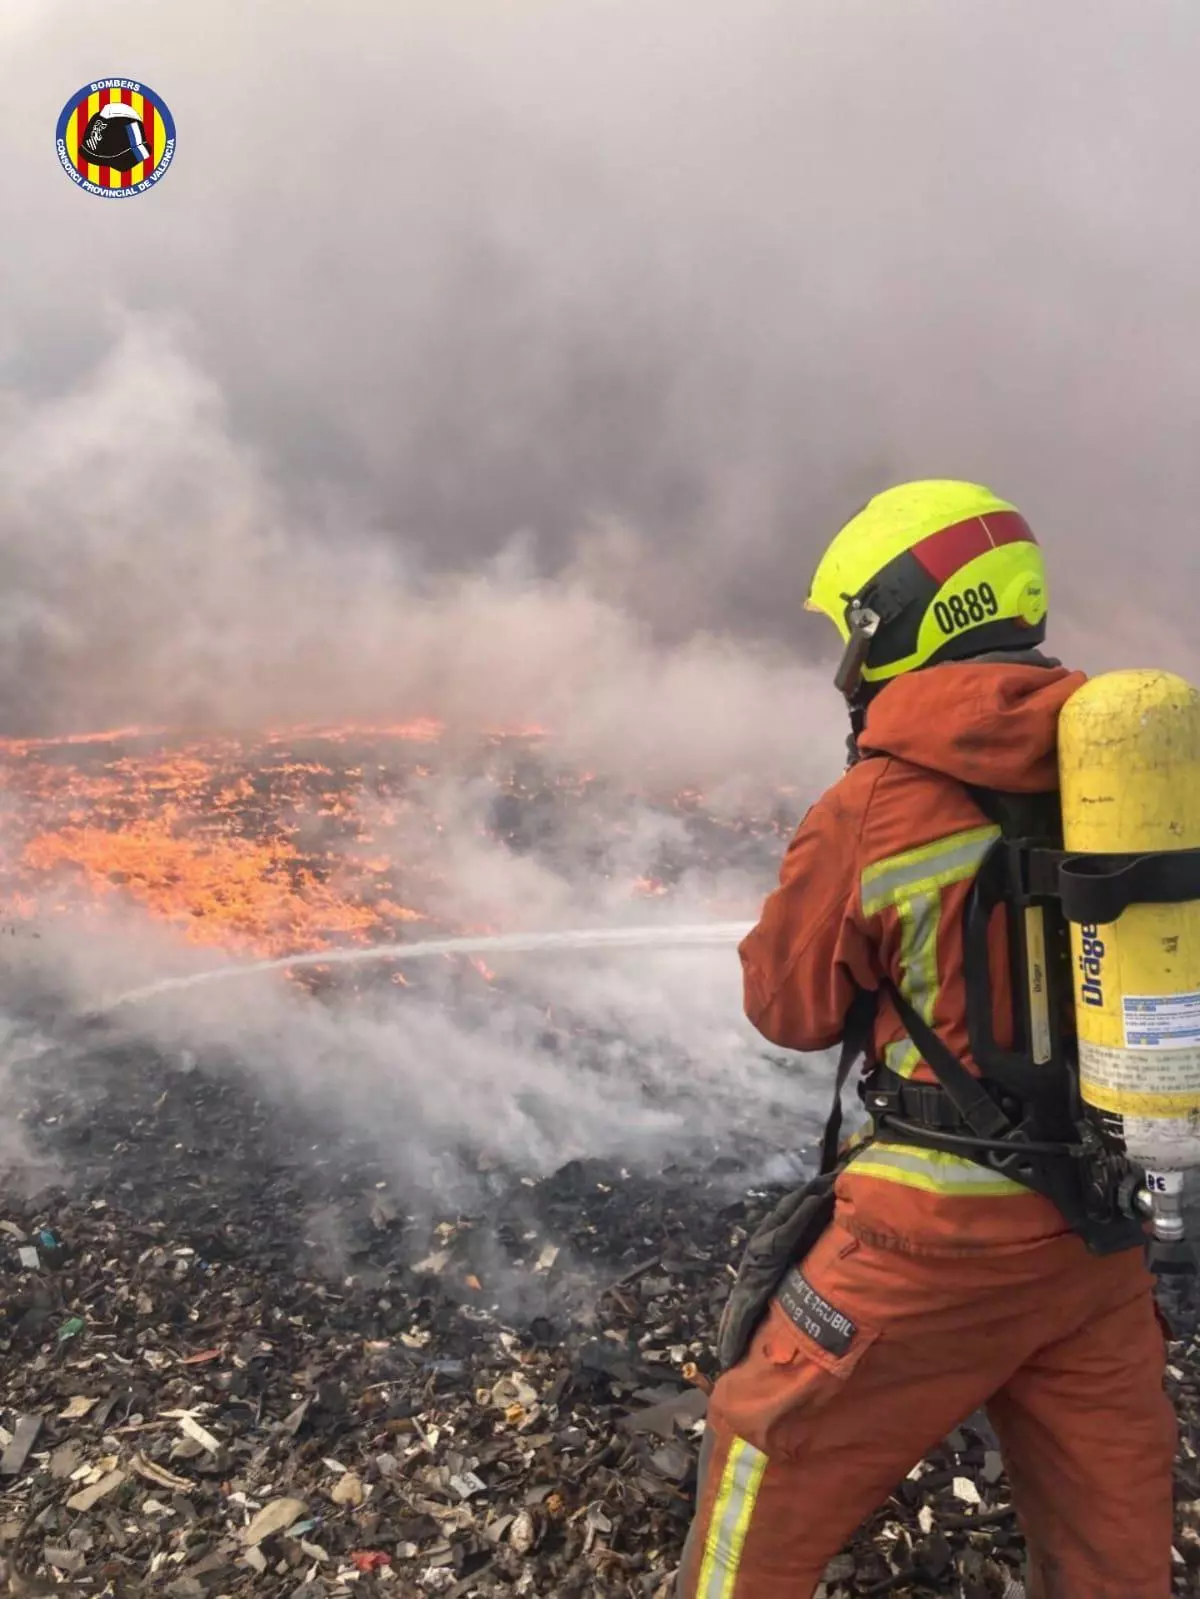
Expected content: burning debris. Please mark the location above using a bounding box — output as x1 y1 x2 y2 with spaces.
3 725 1200 1595
0 723 792 971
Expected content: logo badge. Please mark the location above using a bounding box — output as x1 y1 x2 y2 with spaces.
56 79 176 198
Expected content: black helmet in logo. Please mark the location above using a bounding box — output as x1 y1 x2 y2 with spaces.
80 103 150 171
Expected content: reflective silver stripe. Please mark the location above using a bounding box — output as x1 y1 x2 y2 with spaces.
697 1436 768 1599
862 825 1000 1080
885 1034 919 1077
849 1141 1026 1195
887 889 939 1078
861 825 1000 917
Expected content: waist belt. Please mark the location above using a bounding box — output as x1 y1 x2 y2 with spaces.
859 1058 1145 1255
861 1067 1028 1139
860 1067 996 1133
861 1061 1075 1158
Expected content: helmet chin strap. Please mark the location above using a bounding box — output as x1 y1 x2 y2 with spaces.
844 702 868 770
834 599 882 770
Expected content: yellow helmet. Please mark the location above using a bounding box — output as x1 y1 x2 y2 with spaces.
806 480 1048 702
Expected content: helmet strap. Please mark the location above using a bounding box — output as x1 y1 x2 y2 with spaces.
833 600 881 705
844 703 868 770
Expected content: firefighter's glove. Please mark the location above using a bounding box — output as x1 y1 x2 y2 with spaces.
716 1172 838 1371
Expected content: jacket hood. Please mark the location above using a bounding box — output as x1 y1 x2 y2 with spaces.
858 659 1087 792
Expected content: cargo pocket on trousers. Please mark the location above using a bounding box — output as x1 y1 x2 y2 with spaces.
756 1290 881 1383
712 1238 881 1460
759 1226 879 1370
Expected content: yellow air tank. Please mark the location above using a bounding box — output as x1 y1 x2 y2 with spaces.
1059 669 1200 1189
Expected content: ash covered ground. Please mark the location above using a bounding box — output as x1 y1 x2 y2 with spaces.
3 730 1200 1597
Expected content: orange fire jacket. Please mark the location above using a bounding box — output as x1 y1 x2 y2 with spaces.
740 659 1089 1251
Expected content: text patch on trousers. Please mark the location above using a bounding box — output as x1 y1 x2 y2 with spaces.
775 1267 857 1356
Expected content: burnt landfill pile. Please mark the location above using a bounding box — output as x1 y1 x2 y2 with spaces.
2 729 1200 1597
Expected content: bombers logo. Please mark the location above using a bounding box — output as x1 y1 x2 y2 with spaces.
56 79 176 198
1078 923 1106 1008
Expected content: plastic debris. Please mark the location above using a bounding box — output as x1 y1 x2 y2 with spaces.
66 1469 126 1512
241 1496 309 1545
0 1417 43 1478
351 1550 392 1572
57 1396 98 1421
2 980 1200 1599
509 1510 537 1554
329 1471 365 1506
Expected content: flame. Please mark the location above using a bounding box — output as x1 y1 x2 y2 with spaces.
22 820 397 958
0 727 439 960
631 875 669 898
265 718 445 745
0 725 168 757
0 720 790 968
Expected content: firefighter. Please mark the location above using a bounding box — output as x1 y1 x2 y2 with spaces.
678 481 1175 1599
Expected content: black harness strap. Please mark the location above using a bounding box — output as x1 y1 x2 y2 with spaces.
873 981 1081 1159
819 987 879 1175
880 979 1014 1144
852 780 1146 1251
1060 847 1200 925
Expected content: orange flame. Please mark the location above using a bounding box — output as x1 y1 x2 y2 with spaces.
0 728 438 959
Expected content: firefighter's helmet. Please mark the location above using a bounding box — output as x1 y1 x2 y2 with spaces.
806 480 1047 702
80 103 151 171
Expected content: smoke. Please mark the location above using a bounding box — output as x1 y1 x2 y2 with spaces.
2 806 826 1205
0 1013 60 1187
0 323 842 786
5 1 1200 1203
3 0 1200 746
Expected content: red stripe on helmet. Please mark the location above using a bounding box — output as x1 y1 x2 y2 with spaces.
911 509 1036 584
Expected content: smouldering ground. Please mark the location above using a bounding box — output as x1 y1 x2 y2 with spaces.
0 723 796 967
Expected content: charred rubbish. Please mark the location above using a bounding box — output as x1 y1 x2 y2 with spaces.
3 1047 1200 1595
2 727 1200 1594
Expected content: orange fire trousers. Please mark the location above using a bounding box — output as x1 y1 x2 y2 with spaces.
678 1220 1175 1599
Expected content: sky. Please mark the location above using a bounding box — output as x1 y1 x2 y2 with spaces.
2 0 1199 749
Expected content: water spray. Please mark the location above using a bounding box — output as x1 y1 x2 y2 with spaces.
104 922 755 1012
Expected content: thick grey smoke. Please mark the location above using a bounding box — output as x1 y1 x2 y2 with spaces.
4 0 1200 742
0 321 841 786
4 1 1199 1202
2 802 825 1206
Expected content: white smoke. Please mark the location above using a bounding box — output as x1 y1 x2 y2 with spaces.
0 322 844 791
6 0 1200 1201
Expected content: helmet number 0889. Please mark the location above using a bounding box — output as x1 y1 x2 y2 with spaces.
934 582 999 636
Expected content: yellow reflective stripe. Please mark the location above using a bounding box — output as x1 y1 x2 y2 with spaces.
889 888 939 1078
885 1036 920 1077
849 1140 1027 1197
697 1437 768 1599
861 824 999 916
862 825 1000 1079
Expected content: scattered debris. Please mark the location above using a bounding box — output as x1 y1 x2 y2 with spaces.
329 1471 364 1507
65 1468 126 1512
0 1418 42 1479
4 1018 1200 1595
241 1496 308 1546
56 1396 97 1421
174 1412 222 1455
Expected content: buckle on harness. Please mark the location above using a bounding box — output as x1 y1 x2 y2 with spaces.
860 1076 899 1120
